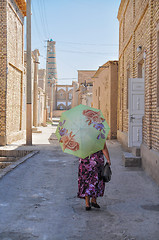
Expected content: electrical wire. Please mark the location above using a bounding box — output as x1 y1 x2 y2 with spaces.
58 40 119 46
31 1 45 44
41 0 50 37
37 0 48 38
57 49 118 55
58 78 77 80
31 1 118 85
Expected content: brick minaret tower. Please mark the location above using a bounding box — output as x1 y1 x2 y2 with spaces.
46 39 58 118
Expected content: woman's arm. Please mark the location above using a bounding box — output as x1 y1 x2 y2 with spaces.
102 141 111 165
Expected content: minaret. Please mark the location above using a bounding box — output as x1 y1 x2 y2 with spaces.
46 39 58 119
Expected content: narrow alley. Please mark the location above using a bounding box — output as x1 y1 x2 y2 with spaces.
0 126 158 240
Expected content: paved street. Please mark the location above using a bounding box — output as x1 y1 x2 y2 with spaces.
0 126 159 240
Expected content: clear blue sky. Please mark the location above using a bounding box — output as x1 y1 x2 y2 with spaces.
29 0 121 85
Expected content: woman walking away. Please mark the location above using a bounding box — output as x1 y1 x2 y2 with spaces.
77 141 111 210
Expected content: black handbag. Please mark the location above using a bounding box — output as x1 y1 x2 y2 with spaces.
101 162 112 182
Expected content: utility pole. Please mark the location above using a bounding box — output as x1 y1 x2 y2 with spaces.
26 0 32 145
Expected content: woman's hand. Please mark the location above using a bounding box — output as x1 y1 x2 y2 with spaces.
102 141 111 165
107 159 111 166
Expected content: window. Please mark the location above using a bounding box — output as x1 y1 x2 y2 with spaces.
69 93 72 100
138 60 144 78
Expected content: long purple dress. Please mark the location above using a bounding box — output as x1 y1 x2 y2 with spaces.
77 150 105 198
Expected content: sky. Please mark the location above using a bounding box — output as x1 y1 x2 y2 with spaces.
29 0 121 85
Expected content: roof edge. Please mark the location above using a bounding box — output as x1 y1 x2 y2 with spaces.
117 0 124 20
15 0 26 17
92 60 118 79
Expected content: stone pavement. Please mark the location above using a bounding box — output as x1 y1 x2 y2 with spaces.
0 125 159 240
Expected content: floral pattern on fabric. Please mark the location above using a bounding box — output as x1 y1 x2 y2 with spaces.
60 131 79 151
58 120 80 152
82 109 106 140
77 151 105 198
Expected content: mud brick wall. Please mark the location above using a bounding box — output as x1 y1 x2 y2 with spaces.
92 61 118 139
118 0 159 151
0 0 25 145
0 0 7 144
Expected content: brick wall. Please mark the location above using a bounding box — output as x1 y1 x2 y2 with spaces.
37 87 45 126
38 69 46 90
118 0 149 145
118 0 159 151
7 0 24 139
0 0 25 145
7 65 22 133
149 0 159 150
118 0 159 183
78 70 96 85
93 61 118 139
0 0 7 144
71 81 79 108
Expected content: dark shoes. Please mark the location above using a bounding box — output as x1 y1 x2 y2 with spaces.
85 202 100 210
85 206 91 211
91 202 100 208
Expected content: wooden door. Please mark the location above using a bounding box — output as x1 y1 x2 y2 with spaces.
128 78 144 147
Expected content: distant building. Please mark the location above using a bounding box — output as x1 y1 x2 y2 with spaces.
45 39 74 117
32 49 40 127
24 51 35 130
38 69 46 126
79 85 93 107
92 61 118 139
37 87 45 126
77 70 95 106
78 70 96 85
0 0 26 145
71 81 79 108
56 85 73 110
25 53 46 128
38 69 46 90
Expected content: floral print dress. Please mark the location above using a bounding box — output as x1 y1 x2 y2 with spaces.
78 150 105 198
